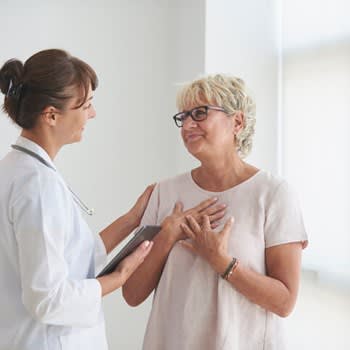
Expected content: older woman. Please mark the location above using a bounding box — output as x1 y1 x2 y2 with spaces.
123 74 308 350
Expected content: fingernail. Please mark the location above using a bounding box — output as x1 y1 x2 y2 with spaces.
144 240 150 248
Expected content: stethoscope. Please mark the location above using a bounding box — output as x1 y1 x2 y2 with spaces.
11 144 94 216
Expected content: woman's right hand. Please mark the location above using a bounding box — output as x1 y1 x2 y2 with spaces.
161 197 226 243
97 240 153 296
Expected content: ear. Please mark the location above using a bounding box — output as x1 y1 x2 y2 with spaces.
233 111 244 135
41 106 59 126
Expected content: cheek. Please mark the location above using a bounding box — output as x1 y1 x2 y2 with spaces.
180 128 186 141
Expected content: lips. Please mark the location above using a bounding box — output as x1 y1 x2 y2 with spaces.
184 134 204 143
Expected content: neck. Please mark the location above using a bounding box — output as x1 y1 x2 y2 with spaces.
193 150 258 192
21 129 61 160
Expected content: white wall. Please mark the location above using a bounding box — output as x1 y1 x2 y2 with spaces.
205 0 280 173
283 43 350 284
282 0 350 286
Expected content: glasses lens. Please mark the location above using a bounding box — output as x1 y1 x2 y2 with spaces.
192 107 207 121
174 113 184 127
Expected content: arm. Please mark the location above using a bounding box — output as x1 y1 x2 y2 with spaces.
99 184 154 254
123 199 227 306
97 240 153 296
227 242 302 317
13 173 102 327
181 215 304 317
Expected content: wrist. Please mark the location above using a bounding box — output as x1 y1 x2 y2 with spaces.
125 210 140 230
221 257 239 280
158 227 178 247
210 253 232 276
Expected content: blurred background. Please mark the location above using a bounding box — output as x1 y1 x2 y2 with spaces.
0 0 349 349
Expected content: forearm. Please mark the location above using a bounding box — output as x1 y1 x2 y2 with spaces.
122 230 175 306
99 212 138 254
97 271 125 297
212 256 296 317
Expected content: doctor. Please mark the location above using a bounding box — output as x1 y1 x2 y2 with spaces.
0 49 155 350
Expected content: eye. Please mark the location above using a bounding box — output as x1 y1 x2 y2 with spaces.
192 108 207 119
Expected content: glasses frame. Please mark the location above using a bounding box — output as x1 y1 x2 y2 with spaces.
172 105 229 128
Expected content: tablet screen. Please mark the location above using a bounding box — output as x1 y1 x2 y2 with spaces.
96 225 161 277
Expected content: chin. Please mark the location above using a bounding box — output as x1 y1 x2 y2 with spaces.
185 144 203 158
68 135 83 144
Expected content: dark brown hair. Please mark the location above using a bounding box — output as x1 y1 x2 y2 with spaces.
0 49 98 129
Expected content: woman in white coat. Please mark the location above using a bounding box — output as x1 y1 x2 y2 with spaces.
0 49 158 350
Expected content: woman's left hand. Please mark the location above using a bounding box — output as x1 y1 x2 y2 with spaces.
128 184 156 227
180 215 234 274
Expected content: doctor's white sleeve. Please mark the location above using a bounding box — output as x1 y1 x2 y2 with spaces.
12 171 102 327
94 234 108 275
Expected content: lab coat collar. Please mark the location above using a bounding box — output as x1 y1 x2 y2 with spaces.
15 136 57 171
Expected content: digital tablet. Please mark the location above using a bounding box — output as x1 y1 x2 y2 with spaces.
96 225 161 277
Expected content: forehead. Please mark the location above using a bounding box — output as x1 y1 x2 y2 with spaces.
181 98 212 112
71 84 93 103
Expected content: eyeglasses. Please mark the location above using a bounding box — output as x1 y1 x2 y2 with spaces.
172 105 228 128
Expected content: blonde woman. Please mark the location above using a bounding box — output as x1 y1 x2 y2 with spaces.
123 74 308 350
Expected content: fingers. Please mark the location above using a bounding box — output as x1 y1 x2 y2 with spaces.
194 197 218 213
173 201 184 214
133 240 154 261
179 239 196 253
211 221 220 229
203 203 226 217
219 217 234 238
202 215 211 231
180 223 196 240
208 209 226 224
141 184 156 202
120 240 154 276
138 183 156 202
185 215 201 234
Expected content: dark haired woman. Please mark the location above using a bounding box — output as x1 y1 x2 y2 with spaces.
0 49 157 350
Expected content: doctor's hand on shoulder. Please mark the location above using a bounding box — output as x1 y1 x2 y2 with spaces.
127 184 156 227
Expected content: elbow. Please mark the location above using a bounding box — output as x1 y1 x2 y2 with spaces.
24 295 60 324
274 301 295 318
276 308 292 318
122 286 142 307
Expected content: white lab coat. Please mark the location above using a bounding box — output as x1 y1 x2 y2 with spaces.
0 136 109 350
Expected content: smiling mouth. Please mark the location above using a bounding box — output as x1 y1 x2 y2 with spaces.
186 134 203 142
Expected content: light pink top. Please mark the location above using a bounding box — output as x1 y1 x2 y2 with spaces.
141 170 308 350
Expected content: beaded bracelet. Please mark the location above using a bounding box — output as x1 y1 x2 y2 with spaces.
221 257 239 280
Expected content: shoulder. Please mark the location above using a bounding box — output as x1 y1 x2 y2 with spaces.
155 171 191 197
253 171 302 216
11 162 68 206
253 170 293 199
157 171 190 188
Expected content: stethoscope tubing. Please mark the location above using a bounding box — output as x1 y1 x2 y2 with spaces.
11 144 94 216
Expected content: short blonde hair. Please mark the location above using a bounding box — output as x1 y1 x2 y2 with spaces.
176 74 256 158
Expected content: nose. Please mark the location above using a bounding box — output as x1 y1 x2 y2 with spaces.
182 114 198 129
